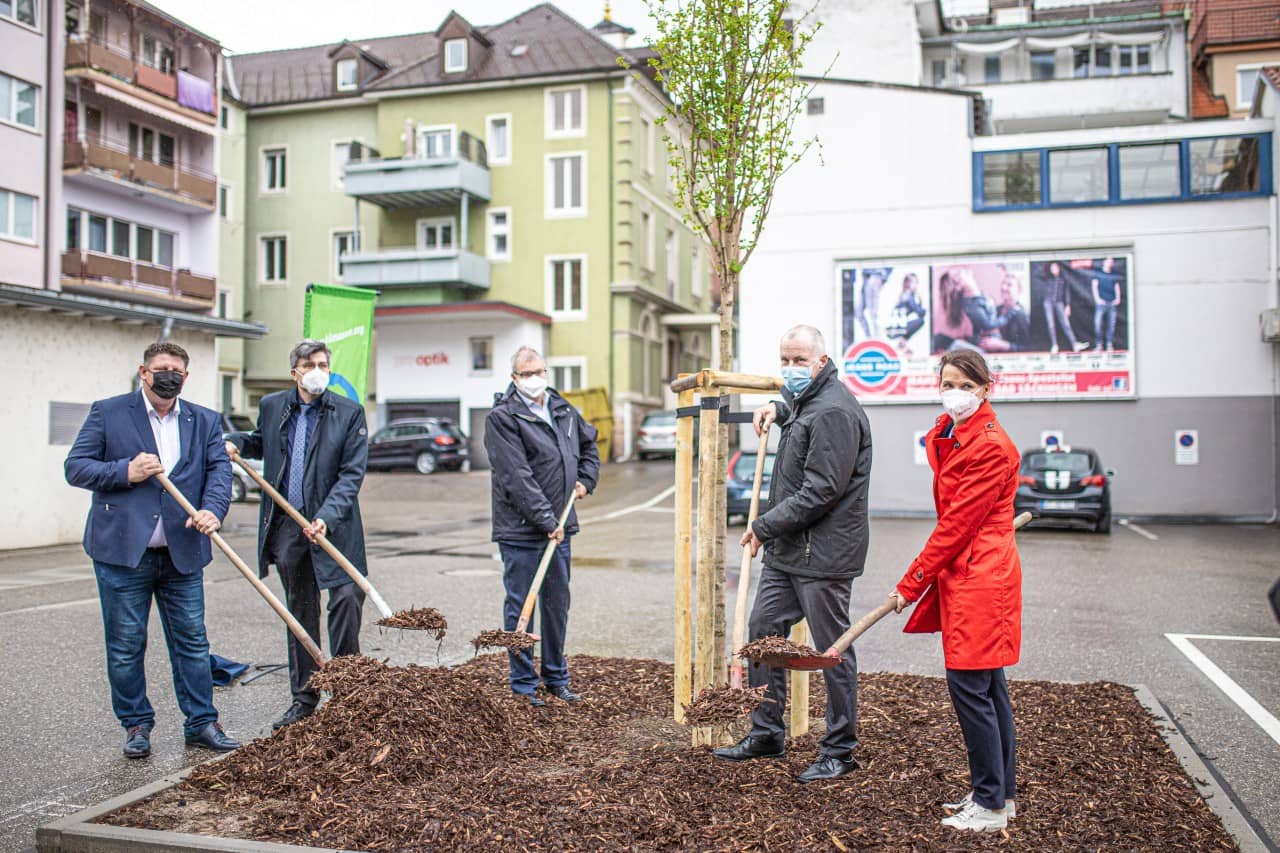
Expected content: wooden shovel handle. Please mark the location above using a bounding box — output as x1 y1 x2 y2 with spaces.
824 511 1035 658
154 472 327 667
730 426 770 689
514 494 577 634
230 451 394 619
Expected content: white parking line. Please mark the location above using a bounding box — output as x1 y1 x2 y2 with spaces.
1119 519 1159 540
579 485 676 525
1165 632 1280 747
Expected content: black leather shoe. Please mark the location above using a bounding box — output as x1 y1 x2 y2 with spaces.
271 702 316 731
547 685 582 702
515 692 546 708
123 726 151 759
712 735 785 762
185 722 241 752
796 754 856 783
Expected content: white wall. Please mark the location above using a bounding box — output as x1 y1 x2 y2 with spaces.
0 308 217 549
801 0 921 85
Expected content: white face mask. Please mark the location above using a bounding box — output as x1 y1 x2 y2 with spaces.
941 388 982 422
300 367 329 395
517 375 548 399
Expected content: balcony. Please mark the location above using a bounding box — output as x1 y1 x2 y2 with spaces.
64 134 217 211
343 133 491 209
61 250 217 311
65 36 218 120
979 73 1179 133
339 247 490 290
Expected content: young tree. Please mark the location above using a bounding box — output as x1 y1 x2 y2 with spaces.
627 0 821 695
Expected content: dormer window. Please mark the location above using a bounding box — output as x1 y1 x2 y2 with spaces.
444 38 468 73
336 58 357 91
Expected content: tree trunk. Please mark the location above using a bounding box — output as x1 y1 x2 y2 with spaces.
712 268 738 686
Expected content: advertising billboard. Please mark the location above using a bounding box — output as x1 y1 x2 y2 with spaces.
838 253 1134 401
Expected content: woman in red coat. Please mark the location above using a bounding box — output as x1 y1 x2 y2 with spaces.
890 349 1022 833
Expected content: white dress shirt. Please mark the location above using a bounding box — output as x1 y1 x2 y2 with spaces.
143 390 182 548
517 390 553 425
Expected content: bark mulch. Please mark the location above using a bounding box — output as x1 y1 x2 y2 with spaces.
738 636 821 661
471 629 537 652
101 655 1235 851
681 684 771 726
374 607 447 639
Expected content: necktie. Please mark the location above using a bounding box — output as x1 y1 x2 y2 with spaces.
287 406 309 508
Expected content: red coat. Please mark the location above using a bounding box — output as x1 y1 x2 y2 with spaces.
896 400 1022 670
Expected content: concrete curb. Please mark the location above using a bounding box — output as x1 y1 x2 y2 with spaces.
34 765 353 853
1131 684 1270 853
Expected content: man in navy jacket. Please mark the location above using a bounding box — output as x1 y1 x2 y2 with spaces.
65 341 240 758
484 346 599 706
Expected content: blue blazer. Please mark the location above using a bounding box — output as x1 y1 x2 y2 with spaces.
65 391 233 574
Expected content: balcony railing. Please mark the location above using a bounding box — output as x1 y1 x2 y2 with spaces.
65 35 217 116
339 246 490 289
64 133 217 209
61 250 217 309
343 132 492 208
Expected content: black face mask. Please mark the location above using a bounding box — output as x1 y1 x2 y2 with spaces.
149 370 185 400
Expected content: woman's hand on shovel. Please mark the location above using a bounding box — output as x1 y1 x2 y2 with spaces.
889 591 911 614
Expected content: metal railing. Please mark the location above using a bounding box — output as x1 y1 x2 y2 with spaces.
347 131 488 168
61 249 217 307
65 34 217 113
64 132 217 207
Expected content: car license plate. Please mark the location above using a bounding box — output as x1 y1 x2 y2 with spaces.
1041 500 1076 510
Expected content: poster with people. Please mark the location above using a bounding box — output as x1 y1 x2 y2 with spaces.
836 253 1134 401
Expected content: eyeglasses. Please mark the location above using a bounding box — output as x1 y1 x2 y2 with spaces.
296 362 331 372
514 369 546 379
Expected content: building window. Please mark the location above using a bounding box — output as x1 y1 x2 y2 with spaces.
691 241 702 297
931 59 946 86
128 122 176 166
546 153 585 216
1118 142 1180 200
487 208 511 261
260 235 287 283
335 58 358 91
87 214 106 251
984 55 1000 83
0 188 36 242
1190 136 1260 196
980 150 1040 208
548 256 585 318
486 114 511 165
140 33 175 74
1030 50 1055 81
219 103 230 130
546 86 585 137
1237 66 1264 109
417 217 455 252
1 0 37 27
332 230 356 281
549 359 585 392
1092 45 1111 77
1072 47 1090 79
66 207 81 249
0 73 38 129
665 228 678 299
444 38 468 73
1049 147 1109 204
806 97 824 115
470 337 493 373
110 219 129 257
218 184 231 220
417 126 453 159
262 147 287 192
332 140 353 190
1117 45 1150 76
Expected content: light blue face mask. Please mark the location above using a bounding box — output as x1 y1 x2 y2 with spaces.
781 366 813 396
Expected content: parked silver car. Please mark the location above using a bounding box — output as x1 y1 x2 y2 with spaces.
637 410 678 460
222 431 263 503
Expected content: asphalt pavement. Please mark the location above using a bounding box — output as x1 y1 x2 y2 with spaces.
0 460 1277 852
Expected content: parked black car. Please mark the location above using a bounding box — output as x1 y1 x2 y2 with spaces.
1014 446 1114 533
726 447 776 522
366 418 469 474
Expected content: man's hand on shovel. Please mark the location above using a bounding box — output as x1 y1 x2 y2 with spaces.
740 527 763 557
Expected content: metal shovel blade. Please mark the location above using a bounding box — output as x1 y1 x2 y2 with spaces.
757 651 841 671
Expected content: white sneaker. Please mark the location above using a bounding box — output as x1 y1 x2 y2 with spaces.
942 791 1016 819
1049 345 1059 354
941 800 1008 832
1073 341 1091 352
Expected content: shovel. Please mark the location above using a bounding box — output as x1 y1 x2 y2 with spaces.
730 427 771 689
154 472 326 668
757 511 1034 671
229 450 396 621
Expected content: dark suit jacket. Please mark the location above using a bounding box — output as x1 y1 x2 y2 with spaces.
229 389 368 589
64 390 232 574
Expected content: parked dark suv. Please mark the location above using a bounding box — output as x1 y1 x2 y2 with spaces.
366 419 469 474
1014 446 1114 533
726 447 775 522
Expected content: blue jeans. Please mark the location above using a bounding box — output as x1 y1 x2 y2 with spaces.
1093 303 1117 349
499 539 572 694
93 551 218 737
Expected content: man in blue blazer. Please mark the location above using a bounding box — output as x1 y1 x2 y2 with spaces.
65 341 240 758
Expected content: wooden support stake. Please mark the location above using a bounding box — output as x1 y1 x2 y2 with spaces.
789 619 810 738
673 378 695 724
692 388 722 747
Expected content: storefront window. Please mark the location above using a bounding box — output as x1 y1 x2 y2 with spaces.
981 151 1041 207
1190 136 1260 196
1118 143 1180 200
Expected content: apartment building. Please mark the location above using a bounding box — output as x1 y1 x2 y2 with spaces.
228 4 714 460
1186 0 1280 119
0 0 264 550
738 0 1278 519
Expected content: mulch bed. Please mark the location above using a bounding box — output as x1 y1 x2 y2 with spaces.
374 607 447 640
682 684 771 726
471 629 537 652
101 655 1235 851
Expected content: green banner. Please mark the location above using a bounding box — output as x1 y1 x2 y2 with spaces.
303 283 376 404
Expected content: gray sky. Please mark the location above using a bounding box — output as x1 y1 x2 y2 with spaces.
148 0 658 54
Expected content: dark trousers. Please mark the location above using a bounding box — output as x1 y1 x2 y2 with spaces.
946 667 1017 810
93 549 217 737
499 538 571 695
747 566 858 758
264 517 364 708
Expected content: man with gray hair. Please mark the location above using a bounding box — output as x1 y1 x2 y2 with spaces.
713 324 873 783
484 346 600 707
226 339 369 730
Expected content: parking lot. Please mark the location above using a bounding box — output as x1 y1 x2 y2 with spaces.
0 461 1277 851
